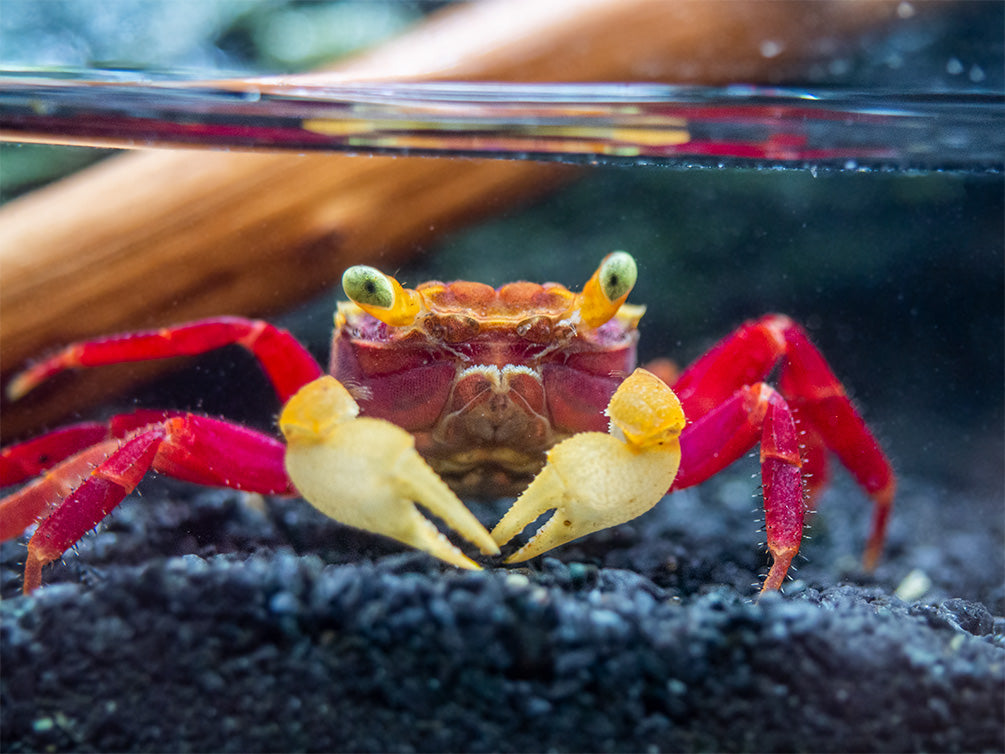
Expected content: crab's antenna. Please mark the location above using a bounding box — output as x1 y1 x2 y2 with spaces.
574 251 638 328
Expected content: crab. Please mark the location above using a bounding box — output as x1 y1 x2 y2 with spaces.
0 252 895 595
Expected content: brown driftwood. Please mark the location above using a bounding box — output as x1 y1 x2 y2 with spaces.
0 0 905 439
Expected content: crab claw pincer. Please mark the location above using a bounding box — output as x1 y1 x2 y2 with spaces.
280 376 500 569
491 368 686 562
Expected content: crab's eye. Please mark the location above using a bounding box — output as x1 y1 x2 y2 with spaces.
598 251 637 303
343 266 395 309
577 251 638 328
341 265 421 327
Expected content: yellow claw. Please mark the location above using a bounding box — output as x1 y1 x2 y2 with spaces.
606 368 687 448
491 368 685 562
280 376 499 569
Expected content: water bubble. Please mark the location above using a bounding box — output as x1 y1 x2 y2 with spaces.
759 40 784 59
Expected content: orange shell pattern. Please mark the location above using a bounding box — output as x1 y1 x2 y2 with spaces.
416 280 578 319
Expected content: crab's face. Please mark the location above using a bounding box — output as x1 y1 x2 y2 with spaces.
330 252 644 497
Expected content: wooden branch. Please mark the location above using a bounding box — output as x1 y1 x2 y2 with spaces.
0 0 905 439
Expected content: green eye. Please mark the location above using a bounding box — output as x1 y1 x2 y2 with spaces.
343 266 394 309
598 251 637 302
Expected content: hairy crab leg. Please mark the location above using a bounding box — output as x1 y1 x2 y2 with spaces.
0 409 202 488
774 322 894 568
7 316 324 404
670 383 804 592
670 314 895 569
757 389 806 592
18 431 164 594
0 411 211 536
795 424 829 503
1 423 108 486
1 415 293 593
148 415 293 493
0 439 123 542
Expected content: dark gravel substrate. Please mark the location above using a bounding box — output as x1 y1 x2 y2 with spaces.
2 552 1002 754
2 466 1002 753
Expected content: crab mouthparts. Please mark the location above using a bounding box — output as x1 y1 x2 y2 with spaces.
416 364 559 498
452 364 548 439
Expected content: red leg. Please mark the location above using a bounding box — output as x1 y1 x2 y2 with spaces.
672 317 787 417
671 384 804 592
792 416 829 506
21 431 165 593
0 423 108 486
0 439 123 541
670 314 895 570
774 322 894 569
7 316 324 403
1 414 294 593
148 414 293 493
0 409 211 487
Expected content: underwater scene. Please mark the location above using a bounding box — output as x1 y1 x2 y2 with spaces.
1 1 1002 752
